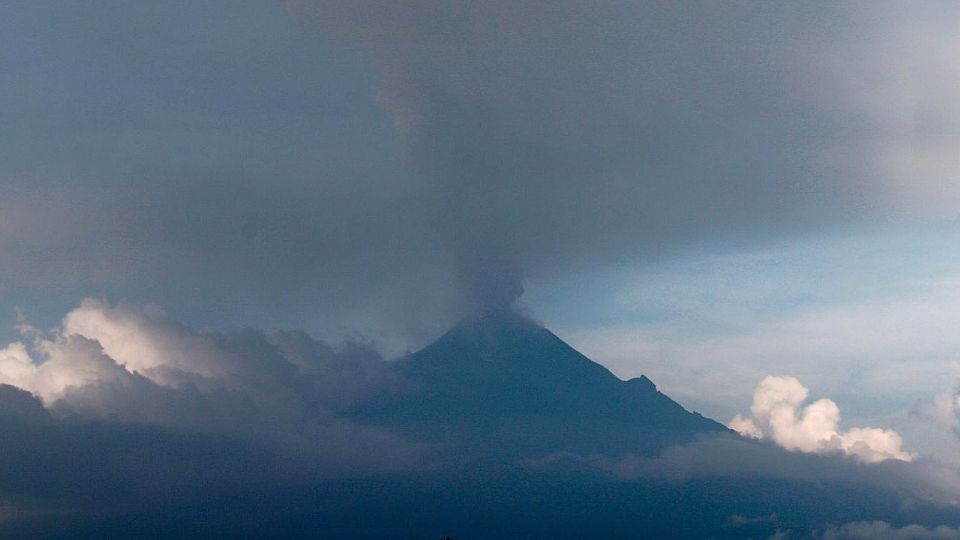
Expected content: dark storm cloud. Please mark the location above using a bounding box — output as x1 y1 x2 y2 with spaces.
0 1 457 337
3 1 957 337
302 0 950 282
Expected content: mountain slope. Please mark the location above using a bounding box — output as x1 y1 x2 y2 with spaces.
362 310 726 458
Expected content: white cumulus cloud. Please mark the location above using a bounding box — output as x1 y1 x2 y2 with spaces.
731 376 914 463
0 333 131 403
0 299 417 472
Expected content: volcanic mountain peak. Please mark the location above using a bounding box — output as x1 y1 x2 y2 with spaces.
407 308 613 377
370 309 728 458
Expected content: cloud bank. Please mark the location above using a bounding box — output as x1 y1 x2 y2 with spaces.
0 300 959 536
0 299 422 483
819 521 960 540
730 376 913 463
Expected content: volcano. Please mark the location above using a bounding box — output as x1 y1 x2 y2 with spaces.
362 309 727 458
26 311 959 539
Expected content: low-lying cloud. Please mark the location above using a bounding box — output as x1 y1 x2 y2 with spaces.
819 521 960 540
0 299 423 484
0 300 959 535
730 376 914 463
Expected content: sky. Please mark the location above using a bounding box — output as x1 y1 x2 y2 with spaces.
2 0 960 469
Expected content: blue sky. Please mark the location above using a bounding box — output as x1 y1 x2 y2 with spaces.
529 226 960 462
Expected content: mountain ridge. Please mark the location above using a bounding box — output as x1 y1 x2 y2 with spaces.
360 309 728 458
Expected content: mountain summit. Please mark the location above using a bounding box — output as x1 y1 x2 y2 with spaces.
365 310 726 458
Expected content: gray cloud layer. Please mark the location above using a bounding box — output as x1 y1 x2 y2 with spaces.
3 1 958 340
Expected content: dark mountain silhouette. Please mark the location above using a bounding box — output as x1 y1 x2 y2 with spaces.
9 311 960 538
360 309 726 459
